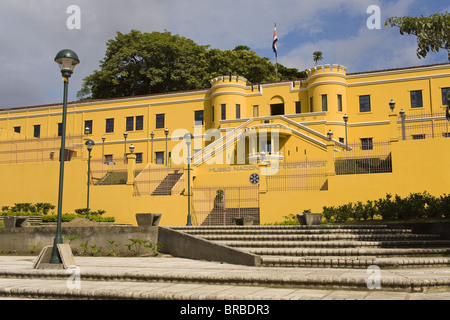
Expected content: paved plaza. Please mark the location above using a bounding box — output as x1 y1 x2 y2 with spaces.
0 255 449 301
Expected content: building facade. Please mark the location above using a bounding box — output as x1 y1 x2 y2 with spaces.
0 63 449 225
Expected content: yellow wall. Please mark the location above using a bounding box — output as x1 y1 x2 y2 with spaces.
0 63 449 225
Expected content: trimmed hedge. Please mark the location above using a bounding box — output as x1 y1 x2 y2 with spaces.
323 192 450 223
1 203 115 223
42 214 115 223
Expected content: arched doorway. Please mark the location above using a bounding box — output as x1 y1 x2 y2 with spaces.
270 96 285 116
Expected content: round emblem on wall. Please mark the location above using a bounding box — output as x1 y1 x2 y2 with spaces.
249 173 260 184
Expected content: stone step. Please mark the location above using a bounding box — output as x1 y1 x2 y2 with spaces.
178 228 413 235
172 224 392 231
196 233 440 242
218 240 450 248
240 247 450 257
168 225 450 269
260 256 450 268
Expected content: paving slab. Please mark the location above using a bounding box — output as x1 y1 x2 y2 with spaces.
0 255 449 302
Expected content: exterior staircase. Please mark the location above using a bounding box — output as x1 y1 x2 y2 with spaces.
201 208 260 226
151 170 183 196
170 225 450 268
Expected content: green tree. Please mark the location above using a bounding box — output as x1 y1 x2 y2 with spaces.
385 12 450 61
78 30 208 100
78 30 305 100
313 51 323 65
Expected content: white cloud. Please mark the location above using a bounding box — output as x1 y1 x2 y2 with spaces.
0 0 448 109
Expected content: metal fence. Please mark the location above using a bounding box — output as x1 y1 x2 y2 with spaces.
192 186 260 226
0 135 83 165
266 160 328 191
133 165 185 196
90 157 129 185
398 111 450 140
334 140 392 175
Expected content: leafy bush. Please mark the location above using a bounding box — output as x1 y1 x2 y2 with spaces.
42 214 79 223
1 211 43 217
271 213 300 225
1 203 55 215
74 208 106 216
322 192 450 223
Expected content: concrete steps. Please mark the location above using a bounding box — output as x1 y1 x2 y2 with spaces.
151 171 183 196
171 225 450 269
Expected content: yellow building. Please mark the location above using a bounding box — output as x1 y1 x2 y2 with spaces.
0 63 449 225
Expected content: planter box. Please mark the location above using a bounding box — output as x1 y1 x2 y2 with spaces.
234 217 254 226
135 213 162 227
3 216 29 228
297 213 322 226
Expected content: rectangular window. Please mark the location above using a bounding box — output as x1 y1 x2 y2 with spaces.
105 118 114 133
194 110 204 126
126 117 134 131
361 138 373 150
441 87 450 105
84 120 93 134
33 125 41 138
14 126 20 134
359 95 371 113
155 151 164 165
236 104 241 119
253 105 259 117
221 104 226 120
410 90 423 108
322 95 328 111
310 97 314 112
295 101 301 114
58 123 62 137
212 106 215 123
104 154 114 165
136 153 143 164
412 134 426 140
155 114 165 129
135 116 144 130
337 94 343 112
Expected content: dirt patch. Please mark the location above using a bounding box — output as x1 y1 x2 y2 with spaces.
62 217 105 227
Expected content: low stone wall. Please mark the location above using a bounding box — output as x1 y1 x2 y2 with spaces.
158 227 261 267
0 225 158 256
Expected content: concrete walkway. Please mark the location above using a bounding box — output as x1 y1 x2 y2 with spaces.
0 255 449 301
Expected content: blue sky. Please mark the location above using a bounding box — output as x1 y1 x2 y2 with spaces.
0 0 448 109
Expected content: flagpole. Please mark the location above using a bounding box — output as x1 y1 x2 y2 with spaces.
275 55 278 83
273 23 278 82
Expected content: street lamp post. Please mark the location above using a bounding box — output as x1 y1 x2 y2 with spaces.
85 139 95 220
50 49 80 264
165 128 169 166
150 131 154 163
123 132 128 163
184 133 193 226
343 114 348 150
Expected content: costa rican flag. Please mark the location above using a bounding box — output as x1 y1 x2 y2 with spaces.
272 23 278 57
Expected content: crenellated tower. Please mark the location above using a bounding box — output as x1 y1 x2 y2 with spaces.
209 75 248 129
306 64 348 119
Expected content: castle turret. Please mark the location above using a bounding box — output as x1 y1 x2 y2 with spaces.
210 75 248 129
307 64 348 117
